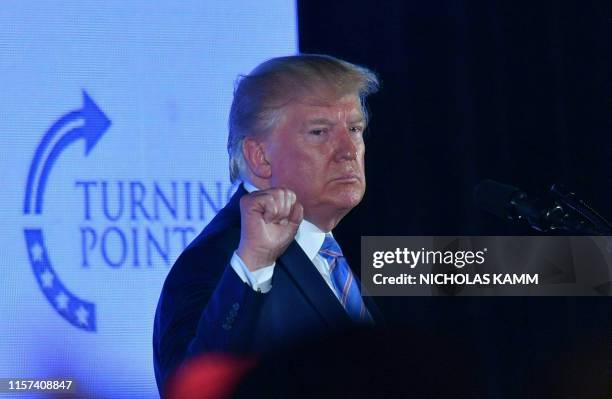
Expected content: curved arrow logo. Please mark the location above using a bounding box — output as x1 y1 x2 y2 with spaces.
23 91 111 331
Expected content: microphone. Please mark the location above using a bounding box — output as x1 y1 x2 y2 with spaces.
474 179 612 234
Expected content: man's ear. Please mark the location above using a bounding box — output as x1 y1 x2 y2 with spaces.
242 137 272 179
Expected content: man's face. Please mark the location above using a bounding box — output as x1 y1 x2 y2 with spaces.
264 94 366 229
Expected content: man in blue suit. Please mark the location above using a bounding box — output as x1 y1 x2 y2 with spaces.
153 54 383 393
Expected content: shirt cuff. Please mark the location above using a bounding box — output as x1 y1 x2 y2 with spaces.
230 251 274 293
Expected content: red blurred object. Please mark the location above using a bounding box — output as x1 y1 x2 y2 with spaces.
165 354 257 399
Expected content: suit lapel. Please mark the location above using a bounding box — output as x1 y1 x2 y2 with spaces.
278 241 353 330
361 287 386 325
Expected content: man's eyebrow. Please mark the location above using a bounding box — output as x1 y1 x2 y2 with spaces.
306 115 365 125
305 118 336 125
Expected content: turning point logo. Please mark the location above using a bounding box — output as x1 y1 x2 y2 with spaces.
23 91 109 332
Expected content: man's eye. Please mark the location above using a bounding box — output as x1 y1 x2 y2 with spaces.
309 129 325 136
349 126 364 134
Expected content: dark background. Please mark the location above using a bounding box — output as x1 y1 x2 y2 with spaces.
298 0 611 396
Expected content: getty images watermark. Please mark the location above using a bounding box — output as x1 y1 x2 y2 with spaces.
360 236 612 296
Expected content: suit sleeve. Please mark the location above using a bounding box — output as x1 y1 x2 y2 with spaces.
186 264 266 356
153 235 266 393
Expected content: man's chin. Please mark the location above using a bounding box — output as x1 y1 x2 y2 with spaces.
331 186 365 210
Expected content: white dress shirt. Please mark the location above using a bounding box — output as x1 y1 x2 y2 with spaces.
230 182 340 299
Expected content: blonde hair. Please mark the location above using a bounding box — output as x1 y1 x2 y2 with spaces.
227 54 380 183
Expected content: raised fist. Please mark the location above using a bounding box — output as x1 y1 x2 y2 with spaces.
237 187 304 271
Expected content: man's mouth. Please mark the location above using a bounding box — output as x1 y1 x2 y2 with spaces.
331 173 361 183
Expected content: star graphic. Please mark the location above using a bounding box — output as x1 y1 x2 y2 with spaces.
31 243 43 262
55 292 69 310
75 306 89 326
40 269 54 288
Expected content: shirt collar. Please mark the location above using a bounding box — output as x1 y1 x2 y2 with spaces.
242 181 259 193
294 219 326 261
241 181 327 261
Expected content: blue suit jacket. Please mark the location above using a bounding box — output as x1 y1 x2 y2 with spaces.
153 185 383 392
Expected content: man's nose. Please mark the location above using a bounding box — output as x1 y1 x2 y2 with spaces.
333 127 358 162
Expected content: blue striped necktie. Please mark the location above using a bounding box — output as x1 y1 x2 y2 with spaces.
318 234 372 324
